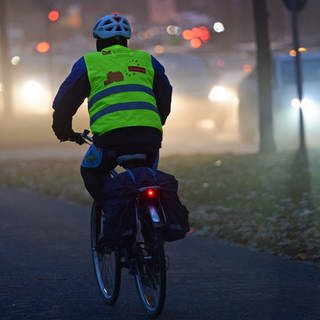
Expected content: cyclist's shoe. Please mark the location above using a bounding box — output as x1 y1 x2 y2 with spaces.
95 236 114 253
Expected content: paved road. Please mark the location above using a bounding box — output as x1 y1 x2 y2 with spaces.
1 187 320 320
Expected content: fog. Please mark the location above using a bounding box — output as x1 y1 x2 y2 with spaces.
1 0 320 157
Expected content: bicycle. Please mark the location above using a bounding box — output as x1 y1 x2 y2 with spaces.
82 131 167 317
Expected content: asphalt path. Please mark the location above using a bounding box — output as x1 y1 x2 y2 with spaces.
1 187 320 320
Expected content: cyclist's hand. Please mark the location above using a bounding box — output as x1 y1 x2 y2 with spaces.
68 131 86 145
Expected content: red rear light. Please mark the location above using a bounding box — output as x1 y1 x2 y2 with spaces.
146 188 158 198
138 186 160 199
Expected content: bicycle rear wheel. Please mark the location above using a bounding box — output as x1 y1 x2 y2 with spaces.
134 225 166 317
90 202 121 304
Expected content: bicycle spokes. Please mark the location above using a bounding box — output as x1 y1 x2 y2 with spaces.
91 203 121 305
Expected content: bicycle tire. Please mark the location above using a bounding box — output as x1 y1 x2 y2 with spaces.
90 202 121 305
134 206 166 317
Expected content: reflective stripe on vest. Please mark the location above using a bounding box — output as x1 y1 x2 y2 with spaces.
84 45 162 135
88 84 155 110
90 101 158 125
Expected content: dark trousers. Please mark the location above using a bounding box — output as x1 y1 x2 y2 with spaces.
80 145 159 205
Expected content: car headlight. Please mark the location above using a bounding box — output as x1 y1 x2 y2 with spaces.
20 80 51 113
208 85 238 104
291 97 316 109
291 97 320 121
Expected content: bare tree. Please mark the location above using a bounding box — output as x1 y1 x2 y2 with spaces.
252 0 276 153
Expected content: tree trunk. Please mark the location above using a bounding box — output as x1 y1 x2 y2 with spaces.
0 0 13 118
252 0 276 153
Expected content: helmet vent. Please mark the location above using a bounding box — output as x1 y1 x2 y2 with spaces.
103 19 112 26
93 14 131 39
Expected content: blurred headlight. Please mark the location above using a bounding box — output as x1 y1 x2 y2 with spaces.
208 85 238 104
291 98 301 109
291 97 320 121
291 97 317 110
20 80 51 113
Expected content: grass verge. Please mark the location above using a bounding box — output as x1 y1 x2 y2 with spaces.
1 150 320 263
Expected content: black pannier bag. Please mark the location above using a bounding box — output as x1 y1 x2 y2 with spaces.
101 167 190 246
130 167 190 242
101 172 137 247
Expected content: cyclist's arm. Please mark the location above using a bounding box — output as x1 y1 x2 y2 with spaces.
151 56 172 125
52 57 90 141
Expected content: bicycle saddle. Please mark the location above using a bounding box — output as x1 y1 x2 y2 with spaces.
116 153 147 167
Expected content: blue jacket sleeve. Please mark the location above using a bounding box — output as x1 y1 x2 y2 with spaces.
52 57 90 140
151 56 172 125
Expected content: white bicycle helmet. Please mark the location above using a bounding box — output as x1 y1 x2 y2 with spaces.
93 13 131 40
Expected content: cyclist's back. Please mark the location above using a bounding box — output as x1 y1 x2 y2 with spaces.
51 13 172 203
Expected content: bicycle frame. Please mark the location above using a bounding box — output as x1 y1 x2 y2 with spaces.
84 129 167 316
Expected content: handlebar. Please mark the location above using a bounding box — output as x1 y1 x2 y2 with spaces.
81 129 93 143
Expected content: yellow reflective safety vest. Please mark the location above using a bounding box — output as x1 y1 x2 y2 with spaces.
83 45 162 135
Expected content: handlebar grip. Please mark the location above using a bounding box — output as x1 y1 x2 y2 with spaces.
81 129 93 143
81 129 90 137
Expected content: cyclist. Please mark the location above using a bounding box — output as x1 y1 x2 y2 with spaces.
52 13 172 208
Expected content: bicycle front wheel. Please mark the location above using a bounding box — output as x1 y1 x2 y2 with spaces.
90 202 121 305
134 226 166 317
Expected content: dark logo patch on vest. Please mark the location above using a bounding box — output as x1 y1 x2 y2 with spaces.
128 66 146 74
104 71 124 86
